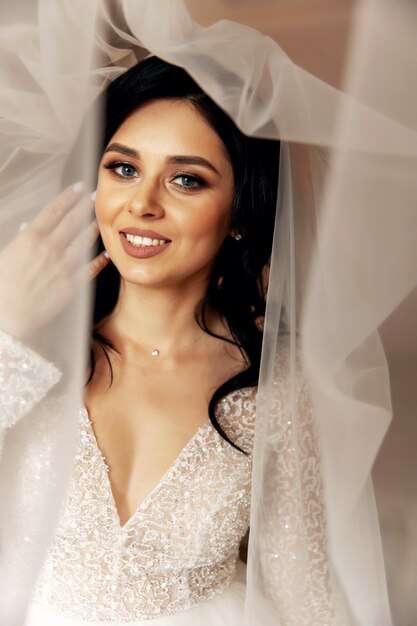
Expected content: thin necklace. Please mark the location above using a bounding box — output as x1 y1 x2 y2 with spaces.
149 334 203 357
150 338 200 357
123 331 204 358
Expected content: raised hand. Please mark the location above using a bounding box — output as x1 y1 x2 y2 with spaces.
0 183 110 341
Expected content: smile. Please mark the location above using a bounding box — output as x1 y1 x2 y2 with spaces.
125 234 168 247
119 232 171 259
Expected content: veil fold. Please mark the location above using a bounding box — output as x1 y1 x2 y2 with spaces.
0 1 416 624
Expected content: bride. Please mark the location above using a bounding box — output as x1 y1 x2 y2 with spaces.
0 56 313 625
1 0 416 622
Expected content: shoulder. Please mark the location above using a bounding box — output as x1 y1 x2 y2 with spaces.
213 335 311 454
215 386 257 455
266 334 317 448
271 333 310 404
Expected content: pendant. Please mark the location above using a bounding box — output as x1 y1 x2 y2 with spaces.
151 349 160 357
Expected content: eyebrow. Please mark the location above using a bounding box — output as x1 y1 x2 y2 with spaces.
104 142 220 176
166 155 220 176
104 143 138 158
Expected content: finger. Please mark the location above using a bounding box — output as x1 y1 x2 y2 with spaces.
59 244 82 277
54 249 109 299
60 221 100 276
70 219 100 251
87 251 110 281
50 194 95 249
30 182 85 236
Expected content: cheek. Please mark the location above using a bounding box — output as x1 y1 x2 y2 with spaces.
94 191 119 228
182 202 231 242
95 171 122 221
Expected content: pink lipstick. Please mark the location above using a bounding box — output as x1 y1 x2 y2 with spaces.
119 228 171 259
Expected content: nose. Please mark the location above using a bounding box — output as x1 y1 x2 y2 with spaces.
127 179 164 219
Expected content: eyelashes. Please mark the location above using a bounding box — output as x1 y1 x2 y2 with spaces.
103 160 207 191
103 161 138 179
172 173 206 190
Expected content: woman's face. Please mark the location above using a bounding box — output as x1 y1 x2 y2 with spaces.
95 98 234 290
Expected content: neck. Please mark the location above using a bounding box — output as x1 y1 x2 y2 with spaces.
101 279 218 359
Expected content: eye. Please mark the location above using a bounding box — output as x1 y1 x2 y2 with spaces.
172 173 205 190
104 161 138 179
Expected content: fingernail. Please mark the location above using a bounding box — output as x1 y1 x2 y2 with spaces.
19 222 28 232
72 181 85 193
103 250 109 259
90 190 96 202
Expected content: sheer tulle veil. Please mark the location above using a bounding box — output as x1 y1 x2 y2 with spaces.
0 1 416 624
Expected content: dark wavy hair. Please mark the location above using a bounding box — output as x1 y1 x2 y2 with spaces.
90 56 280 451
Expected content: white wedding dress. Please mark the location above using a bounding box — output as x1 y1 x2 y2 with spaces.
2 0 414 622
0 327 341 625
0 329 258 625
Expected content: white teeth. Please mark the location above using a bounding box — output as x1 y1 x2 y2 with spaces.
125 234 168 247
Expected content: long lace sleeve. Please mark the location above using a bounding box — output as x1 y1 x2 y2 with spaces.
248 338 349 625
0 329 61 454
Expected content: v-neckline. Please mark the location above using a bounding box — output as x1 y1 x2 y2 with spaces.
80 405 212 531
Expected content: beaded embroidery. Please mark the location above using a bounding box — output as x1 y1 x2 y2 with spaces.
0 331 343 623
31 390 256 620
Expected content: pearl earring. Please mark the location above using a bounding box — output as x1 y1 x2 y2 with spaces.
233 233 242 241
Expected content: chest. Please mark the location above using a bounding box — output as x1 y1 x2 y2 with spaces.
32 402 253 620
84 363 235 526
77 405 252 536
88 364 212 430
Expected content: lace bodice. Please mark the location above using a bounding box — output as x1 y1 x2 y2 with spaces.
31 393 255 620
0 329 345 625
0 330 256 621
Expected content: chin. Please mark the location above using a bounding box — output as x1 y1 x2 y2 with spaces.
118 266 174 289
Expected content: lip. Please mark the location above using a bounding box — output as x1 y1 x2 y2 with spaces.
119 232 171 259
120 227 171 241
